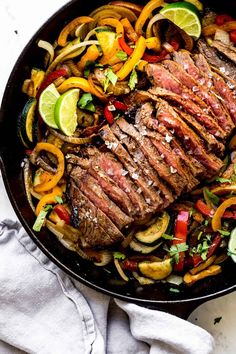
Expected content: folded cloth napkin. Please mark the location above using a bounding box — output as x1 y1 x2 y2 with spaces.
0 219 214 354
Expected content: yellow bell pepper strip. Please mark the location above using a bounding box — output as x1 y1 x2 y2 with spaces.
58 16 95 47
35 186 63 216
202 21 236 36
145 37 161 52
212 197 236 231
33 143 65 193
135 0 164 36
183 265 222 286
77 44 100 73
116 36 146 80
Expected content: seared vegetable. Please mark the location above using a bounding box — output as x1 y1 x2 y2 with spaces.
138 258 172 280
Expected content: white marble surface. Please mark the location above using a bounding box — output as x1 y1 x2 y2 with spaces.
0 0 236 353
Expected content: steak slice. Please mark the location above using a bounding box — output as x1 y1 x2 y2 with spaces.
163 59 233 135
70 166 133 229
111 122 174 207
69 182 124 247
194 54 236 124
197 39 236 81
116 117 185 195
155 99 224 175
146 63 208 109
67 154 134 216
211 40 236 66
99 125 162 208
149 86 226 139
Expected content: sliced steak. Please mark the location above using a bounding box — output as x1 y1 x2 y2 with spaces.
99 125 162 208
163 59 234 135
116 117 185 195
197 39 236 82
70 166 133 229
149 86 226 139
194 54 236 124
211 40 236 66
69 182 124 247
111 122 174 207
155 99 223 175
67 154 134 216
146 63 208 109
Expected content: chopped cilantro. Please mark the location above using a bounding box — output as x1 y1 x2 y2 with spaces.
218 229 230 237
204 220 209 226
55 196 63 204
190 238 210 260
197 231 203 240
128 68 138 91
114 113 121 121
215 177 231 184
167 243 189 263
116 50 128 61
214 316 222 325
106 68 118 86
169 287 180 293
33 205 52 232
203 187 220 206
78 93 95 112
162 234 174 240
113 251 126 260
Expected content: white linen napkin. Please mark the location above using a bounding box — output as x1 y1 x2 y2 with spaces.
0 219 214 354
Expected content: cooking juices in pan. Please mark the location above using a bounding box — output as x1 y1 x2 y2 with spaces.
19 0 236 292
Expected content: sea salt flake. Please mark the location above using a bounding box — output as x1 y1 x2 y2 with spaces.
170 166 177 174
165 134 172 143
132 172 139 180
137 187 142 194
145 198 151 204
121 169 128 176
219 67 226 74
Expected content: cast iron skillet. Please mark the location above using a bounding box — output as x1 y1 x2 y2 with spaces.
1 0 236 319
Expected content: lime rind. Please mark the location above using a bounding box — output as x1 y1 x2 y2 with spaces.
229 228 236 263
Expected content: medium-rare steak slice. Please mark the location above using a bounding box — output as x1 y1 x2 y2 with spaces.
67 154 134 216
155 99 224 175
146 63 208 109
70 182 124 247
83 146 149 219
197 39 236 82
211 40 236 65
70 166 133 229
99 125 162 208
194 54 236 124
149 86 226 139
116 117 186 196
111 122 174 207
163 59 234 135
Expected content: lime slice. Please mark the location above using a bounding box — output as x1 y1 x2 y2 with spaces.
54 88 80 136
160 2 201 39
184 0 203 12
39 83 60 129
228 227 236 263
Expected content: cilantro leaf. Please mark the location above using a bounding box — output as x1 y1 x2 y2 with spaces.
215 177 231 184
218 229 230 237
203 187 220 206
116 50 128 61
55 196 63 204
33 205 52 232
169 287 180 293
128 68 138 91
113 251 126 260
162 234 174 240
78 93 95 112
167 243 189 263
106 68 118 86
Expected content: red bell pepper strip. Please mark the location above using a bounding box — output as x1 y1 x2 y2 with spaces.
222 210 236 219
118 36 133 56
36 68 68 98
192 234 222 267
195 200 215 217
173 211 189 272
122 259 138 272
113 100 128 111
104 105 115 125
54 205 71 225
215 14 234 26
230 30 236 44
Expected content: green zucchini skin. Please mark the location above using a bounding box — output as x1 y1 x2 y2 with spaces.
18 98 37 147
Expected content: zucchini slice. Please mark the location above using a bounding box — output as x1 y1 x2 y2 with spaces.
138 258 172 280
129 239 162 254
135 211 170 245
18 98 37 147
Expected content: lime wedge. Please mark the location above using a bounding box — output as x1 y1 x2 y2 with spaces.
54 88 80 136
184 0 203 12
160 2 201 39
228 227 236 263
38 83 60 129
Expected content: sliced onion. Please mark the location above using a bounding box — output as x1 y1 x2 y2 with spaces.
46 40 99 74
38 40 55 65
132 271 154 285
49 128 93 144
166 274 183 286
146 13 165 38
93 250 113 266
162 41 175 53
114 259 129 281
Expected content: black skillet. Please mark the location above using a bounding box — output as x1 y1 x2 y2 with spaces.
0 0 236 319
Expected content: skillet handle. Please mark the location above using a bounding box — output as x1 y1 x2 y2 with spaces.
145 299 205 320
